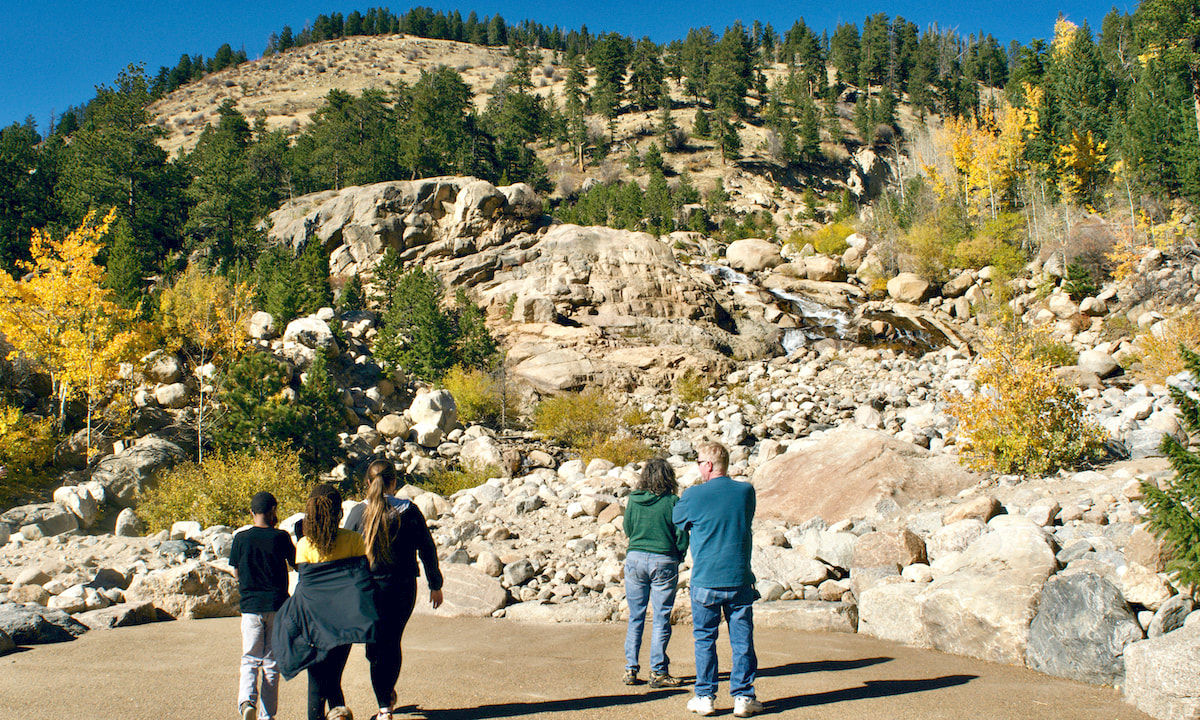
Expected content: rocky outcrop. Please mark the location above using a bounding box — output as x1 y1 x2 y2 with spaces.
753 429 978 525
89 437 189 508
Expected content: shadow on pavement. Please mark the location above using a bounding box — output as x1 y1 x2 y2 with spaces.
413 688 689 719
769 674 979 712
758 656 893 678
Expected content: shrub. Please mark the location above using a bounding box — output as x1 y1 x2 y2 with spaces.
580 432 654 467
673 368 710 405
1131 312 1200 384
533 388 619 448
898 220 956 283
1142 346 1200 587
442 365 517 426
0 406 57 508
138 445 309 532
952 233 1026 276
791 220 856 256
949 327 1107 474
419 461 498 497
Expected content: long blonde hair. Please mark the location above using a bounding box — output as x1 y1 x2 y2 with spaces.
362 460 398 567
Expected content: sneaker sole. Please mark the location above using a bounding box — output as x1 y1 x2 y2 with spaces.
241 705 255 720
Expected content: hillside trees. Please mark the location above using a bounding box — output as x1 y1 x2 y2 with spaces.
0 119 59 274
57 64 188 296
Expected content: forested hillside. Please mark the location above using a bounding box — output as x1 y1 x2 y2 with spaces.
1 2 1197 304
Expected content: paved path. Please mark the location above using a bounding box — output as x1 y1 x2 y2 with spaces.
0 614 1149 720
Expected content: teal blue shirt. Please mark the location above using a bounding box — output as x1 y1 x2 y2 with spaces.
673 476 755 589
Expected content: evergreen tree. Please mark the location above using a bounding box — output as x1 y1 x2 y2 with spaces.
1143 346 1200 586
628 38 666 111
185 100 262 269
693 109 711 138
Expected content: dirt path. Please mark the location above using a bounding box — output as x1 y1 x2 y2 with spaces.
0 614 1148 719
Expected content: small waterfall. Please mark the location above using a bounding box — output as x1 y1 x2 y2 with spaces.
701 263 857 351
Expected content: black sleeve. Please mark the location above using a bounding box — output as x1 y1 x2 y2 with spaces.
406 506 443 591
229 532 245 572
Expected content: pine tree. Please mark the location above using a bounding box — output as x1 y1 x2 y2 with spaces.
1143 346 1200 586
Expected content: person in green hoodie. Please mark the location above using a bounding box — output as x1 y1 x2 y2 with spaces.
622 457 690 688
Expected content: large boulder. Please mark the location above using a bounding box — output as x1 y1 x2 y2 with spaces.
1125 623 1200 720
282 316 338 353
0 503 78 537
752 546 830 589
919 522 1059 665
89 437 189 508
1025 572 1144 685
726 238 783 273
754 600 858 633
887 273 931 302
75 601 162 631
409 389 458 434
859 521 1060 666
753 429 978 524
124 561 239 619
413 564 506 618
0 603 89 644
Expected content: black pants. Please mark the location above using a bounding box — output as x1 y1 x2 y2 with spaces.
365 577 418 709
307 644 352 720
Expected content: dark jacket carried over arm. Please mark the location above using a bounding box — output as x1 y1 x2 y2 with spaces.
272 556 379 680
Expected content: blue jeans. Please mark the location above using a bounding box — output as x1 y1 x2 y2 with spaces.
690 584 757 699
624 550 680 674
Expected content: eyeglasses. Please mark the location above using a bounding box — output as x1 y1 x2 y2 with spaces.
697 460 712 467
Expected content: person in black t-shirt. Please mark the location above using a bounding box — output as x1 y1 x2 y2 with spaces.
230 491 296 720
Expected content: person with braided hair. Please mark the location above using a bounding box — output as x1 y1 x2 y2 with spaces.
345 460 444 720
274 483 378 720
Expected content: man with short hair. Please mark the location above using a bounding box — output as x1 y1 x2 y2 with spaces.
673 441 762 717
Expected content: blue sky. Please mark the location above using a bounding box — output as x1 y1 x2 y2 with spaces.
0 0 1134 132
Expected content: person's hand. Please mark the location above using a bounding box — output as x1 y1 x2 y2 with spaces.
430 589 444 609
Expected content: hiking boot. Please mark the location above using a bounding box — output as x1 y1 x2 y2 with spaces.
734 696 764 717
687 695 716 716
239 701 255 720
649 671 684 688
622 668 640 685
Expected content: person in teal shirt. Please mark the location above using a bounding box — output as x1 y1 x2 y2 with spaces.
622 457 689 688
673 442 762 718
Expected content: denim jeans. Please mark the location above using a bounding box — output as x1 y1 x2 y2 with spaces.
239 612 279 720
624 550 680 674
690 584 757 699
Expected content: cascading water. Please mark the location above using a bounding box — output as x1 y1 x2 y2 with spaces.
701 263 856 352
700 262 945 355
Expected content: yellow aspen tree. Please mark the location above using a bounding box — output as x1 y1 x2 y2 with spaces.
157 265 254 463
1055 129 1108 205
0 209 149 452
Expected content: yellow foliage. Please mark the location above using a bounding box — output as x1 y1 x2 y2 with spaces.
157 265 253 366
899 220 956 282
137 445 310 532
442 365 518 426
580 432 654 467
1052 19 1080 57
949 326 1107 474
1131 312 1200 384
933 101 1035 219
0 405 57 508
1055 130 1107 203
533 387 620 449
420 461 499 497
0 210 149 434
673 368 711 405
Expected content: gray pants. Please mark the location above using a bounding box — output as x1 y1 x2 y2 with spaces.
239 612 279 720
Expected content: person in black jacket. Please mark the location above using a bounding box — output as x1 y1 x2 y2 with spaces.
275 483 377 720
345 460 444 720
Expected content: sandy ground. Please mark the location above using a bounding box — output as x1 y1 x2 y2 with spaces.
0 614 1149 720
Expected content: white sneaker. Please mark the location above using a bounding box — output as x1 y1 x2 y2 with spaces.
687 695 716 716
734 696 764 717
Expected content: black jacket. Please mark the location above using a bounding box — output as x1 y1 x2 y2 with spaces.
272 556 379 679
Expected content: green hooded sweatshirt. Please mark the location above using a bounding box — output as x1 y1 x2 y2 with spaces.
624 490 689 560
